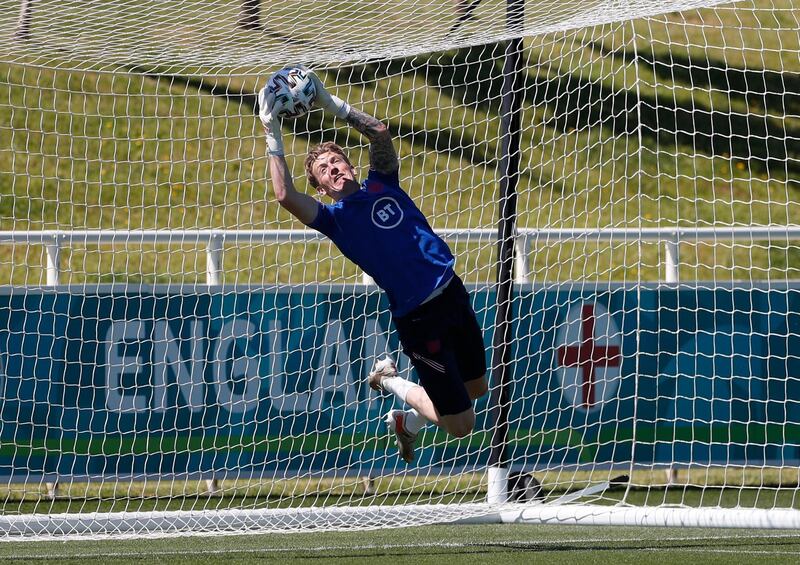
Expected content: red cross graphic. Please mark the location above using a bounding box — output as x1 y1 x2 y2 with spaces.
558 304 621 408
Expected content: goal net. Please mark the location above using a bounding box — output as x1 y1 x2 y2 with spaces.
1 0 799 538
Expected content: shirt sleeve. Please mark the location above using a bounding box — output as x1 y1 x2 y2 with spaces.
308 202 338 238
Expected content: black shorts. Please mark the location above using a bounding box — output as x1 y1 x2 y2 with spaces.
393 275 487 416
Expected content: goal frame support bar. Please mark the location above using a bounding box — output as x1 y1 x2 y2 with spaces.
489 0 525 505
473 504 800 529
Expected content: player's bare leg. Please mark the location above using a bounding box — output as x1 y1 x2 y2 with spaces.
370 356 488 439
405 387 471 436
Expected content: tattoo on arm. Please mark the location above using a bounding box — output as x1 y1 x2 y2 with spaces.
345 107 398 174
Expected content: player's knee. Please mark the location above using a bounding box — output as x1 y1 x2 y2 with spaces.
467 375 488 400
449 421 474 438
444 411 475 438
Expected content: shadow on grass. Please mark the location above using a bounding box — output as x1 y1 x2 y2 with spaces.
138 43 800 190
361 43 799 184
159 65 499 175
586 40 800 181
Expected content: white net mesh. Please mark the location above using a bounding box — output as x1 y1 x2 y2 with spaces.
3 0 732 72
1 0 800 539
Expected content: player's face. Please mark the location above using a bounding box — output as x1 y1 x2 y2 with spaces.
313 151 357 200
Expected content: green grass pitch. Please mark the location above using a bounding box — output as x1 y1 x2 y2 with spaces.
1 524 799 564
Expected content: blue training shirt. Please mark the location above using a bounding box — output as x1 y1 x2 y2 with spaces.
309 168 455 318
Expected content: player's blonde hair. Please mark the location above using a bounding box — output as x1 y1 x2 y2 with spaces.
304 142 353 189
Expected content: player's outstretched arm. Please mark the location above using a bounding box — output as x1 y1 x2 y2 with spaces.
345 107 398 176
259 93 319 225
307 70 398 175
267 152 319 225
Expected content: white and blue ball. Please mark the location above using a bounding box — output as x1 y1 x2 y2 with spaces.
261 66 317 119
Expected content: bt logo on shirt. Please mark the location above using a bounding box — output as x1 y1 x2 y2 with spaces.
371 197 404 229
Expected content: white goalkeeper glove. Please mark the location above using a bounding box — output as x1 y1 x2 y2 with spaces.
258 85 285 156
306 68 351 120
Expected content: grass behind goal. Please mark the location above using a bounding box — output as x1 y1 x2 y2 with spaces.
3 468 799 515
1 1 798 285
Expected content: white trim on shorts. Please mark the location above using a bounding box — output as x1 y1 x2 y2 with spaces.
420 274 455 305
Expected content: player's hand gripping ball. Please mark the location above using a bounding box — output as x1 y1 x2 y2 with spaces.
261 66 317 120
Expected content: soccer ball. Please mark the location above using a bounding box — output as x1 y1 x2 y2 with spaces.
261 66 317 120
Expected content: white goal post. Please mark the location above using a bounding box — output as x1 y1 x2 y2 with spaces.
1 0 800 539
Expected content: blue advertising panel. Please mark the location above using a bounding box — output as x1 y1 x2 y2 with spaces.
0 283 798 480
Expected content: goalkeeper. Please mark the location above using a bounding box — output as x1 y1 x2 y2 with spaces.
260 71 488 463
